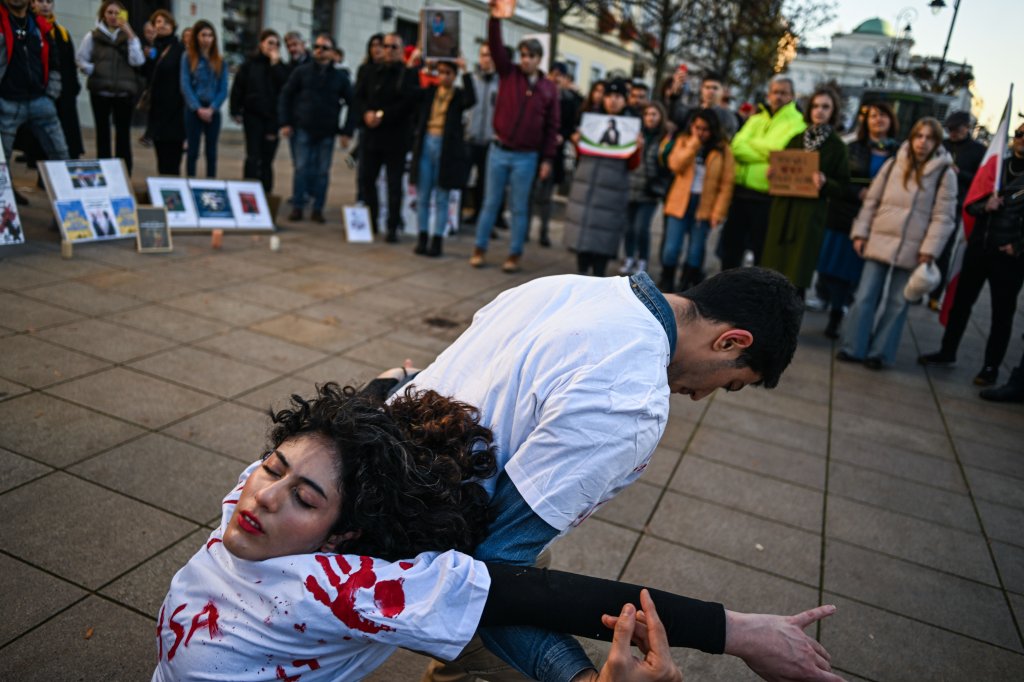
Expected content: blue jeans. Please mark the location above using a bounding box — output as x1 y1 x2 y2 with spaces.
839 259 912 365
416 134 449 237
475 143 538 256
0 96 68 162
473 474 595 682
184 109 221 177
291 129 335 212
662 196 709 269
624 201 657 261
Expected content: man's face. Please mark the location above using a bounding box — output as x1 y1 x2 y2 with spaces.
945 124 969 142
286 37 305 60
7 0 29 11
383 36 404 63
478 45 493 73
437 63 456 89
519 49 541 76
766 81 794 113
666 329 762 400
628 86 649 109
312 37 333 64
701 79 723 107
1012 125 1024 158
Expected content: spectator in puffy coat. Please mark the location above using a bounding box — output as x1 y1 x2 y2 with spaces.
838 117 957 369
563 78 640 277
620 101 672 276
278 32 354 223
230 29 289 193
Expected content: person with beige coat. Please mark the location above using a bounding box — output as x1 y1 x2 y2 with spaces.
838 117 957 369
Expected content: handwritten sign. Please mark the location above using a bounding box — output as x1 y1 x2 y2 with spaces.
769 150 820 198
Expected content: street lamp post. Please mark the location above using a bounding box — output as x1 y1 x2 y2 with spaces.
884 8 917 86
930 0 962 88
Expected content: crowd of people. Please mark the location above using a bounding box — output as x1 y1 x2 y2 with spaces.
1 0 1020 394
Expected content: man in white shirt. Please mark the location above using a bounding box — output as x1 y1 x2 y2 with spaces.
412 268 842 682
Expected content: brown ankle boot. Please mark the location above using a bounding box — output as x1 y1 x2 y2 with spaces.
469 247 486 267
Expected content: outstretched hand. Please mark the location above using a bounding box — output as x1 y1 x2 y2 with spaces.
598 589 682 682
724 606 845 682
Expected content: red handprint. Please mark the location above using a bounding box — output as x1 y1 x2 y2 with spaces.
304 555 406 634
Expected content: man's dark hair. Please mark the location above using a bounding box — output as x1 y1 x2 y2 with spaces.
315 32 336 49
518 38 543 58
702 72 724 85
683 267 803 388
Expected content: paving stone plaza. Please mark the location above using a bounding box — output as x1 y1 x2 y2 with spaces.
1 133 1022 680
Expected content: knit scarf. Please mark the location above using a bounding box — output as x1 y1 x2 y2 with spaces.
41 13 68 43
803 124 832 151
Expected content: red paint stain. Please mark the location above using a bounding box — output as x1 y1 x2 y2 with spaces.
305 555 400 634
275 665 300 681
399 561 413 570
206 538 223 551
293 623 307 633
374 579 406 618
224 499 239 505
293 658 320 671
167 604 187 661
185 601 221 647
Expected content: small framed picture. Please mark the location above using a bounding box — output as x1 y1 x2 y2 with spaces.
136 205 173 253
421 8 460 61
343 205 374 243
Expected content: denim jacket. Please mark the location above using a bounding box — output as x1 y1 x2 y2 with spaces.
179 52 227 112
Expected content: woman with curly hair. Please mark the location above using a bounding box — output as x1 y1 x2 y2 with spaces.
154 372 740 681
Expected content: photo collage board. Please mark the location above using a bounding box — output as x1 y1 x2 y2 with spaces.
0 146 24 246
42 159 138 243
146 178 274 230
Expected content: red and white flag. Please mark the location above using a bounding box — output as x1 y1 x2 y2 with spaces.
941 86 1014 326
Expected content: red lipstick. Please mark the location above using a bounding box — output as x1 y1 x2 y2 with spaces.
237 511 264 535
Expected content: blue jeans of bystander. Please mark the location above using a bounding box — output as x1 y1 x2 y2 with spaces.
474 144 538 256
291 129 335 213
415 134 449 236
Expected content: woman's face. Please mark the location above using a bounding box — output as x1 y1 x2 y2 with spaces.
911 127 938 160
153 15 172 37
691 116 712 144
603 92 625 115
197 27 215 53
32 0 53 17
437 64 456 89
103 3 122 28
809 94 833 126
866 107 891 139
643 107 662 129
223 435 344 562
260 34 279 57
369 38 383 62
590 84 605 104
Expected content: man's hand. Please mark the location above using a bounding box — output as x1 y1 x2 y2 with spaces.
852 238 866 257
279 126 293 138
918 253 934 265
724 606 844 682
813 172 826 191
538 160 552 181
985 194 1004 212
339 135 351 149
598 589 683 682
670 70 686 96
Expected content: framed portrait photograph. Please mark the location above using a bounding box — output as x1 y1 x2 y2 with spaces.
343 205 374 243
577 113 642 159
147 176 199 228
42 158 137 243
189 179 236 229
226 180 274 230
421 8 460 61
136 205 174 253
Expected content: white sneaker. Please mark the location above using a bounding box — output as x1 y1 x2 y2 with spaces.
619 257 636 275
635 259 647 274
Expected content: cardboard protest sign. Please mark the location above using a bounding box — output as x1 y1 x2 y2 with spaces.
768 150 820 198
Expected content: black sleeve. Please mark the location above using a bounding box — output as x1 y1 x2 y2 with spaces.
461 72 477 111
357 377 399 403
229 60 247 117
480 563 727 654
339 72 355 137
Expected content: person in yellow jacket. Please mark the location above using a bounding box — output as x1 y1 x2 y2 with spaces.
717 77 806 269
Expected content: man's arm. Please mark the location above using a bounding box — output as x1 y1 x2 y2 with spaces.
487 14 512 77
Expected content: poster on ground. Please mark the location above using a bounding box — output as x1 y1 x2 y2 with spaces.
189 180 236 229
226 181 274 229
147 177 199 228
136 205 173 253
41 159 137 243
577 113 641 159
343 205 374 243
0 146 24 246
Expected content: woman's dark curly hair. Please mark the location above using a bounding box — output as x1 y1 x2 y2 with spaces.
267 382 497 561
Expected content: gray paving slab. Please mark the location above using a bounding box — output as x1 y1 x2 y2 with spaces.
36 317 176 363
0 447 52 493
20 280 142 316
233 374 326 413
166 290 282 326
218 280 321 310
594 479 661 531
0 375 29 402
701 403 828 455
163 401 273 463
195 328 326 372
0 291 83 331
103 303 231 342
830 408 956 458
100 529 209 616
638 445 684 487
976 500 1024 547
991 541 1024 595
249 312 369 352
549 517 640 580
0 392 144 467
830 430 968 492
0 473 196 589
0 260 67 290
820 595 1024 681
714 387 831 428
0 554 86 646
688 426 827 489
342 336 441 371
954 437 1024 481
964 465 1024 510
70 433 244 524
0 597 157 680
129 345 280 398
0 333 109 388
45 367 220 429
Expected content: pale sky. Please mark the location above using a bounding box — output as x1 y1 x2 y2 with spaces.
806 0 1021 129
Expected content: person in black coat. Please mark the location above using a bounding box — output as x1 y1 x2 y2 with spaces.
408 58 475 257
144 10 185 175
530 62 581 247
230 29 289 193
278 33 354 223
353 33 419 242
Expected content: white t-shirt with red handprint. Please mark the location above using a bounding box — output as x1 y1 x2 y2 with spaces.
152 462 491 682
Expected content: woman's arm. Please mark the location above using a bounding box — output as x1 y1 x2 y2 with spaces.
666 133 699 175
211 64 229 110
75 32 95 75
180 54 200 111
850 157 892 240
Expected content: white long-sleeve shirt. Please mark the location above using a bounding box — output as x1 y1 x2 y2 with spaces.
75 22 145 77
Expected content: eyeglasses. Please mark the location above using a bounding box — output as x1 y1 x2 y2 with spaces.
383 43 401 50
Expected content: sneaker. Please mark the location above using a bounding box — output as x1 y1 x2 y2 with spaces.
469 247 486 268
864 357 884 370
918 352 956 367
635 259 647 274
973 366 998 387
804 294 827 312
501 254 522 273
618 257 636 275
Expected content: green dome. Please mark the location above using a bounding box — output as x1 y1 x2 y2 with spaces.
853 18 894 36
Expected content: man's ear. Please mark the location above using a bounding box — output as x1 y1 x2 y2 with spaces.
320 529 361 553
713 329 753 353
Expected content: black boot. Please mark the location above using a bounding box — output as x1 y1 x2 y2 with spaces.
824 309 843 340
386 226 399 243
979 368 1024 403
427 235 443 257
658 267 676 293
413 231 429 255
